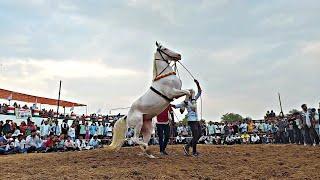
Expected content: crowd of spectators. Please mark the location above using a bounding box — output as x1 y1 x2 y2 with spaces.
0 118 113 155
166 105 320 146
0 102 115 121
1 103 319 155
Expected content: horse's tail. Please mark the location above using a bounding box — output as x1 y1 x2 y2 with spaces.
109 116 127 151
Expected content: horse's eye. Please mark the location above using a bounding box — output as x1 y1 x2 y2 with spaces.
163 48 167 50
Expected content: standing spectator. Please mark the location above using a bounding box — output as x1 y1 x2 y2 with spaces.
169 121 177 144
207 121 216 136
89 123 97 138
97 122 104 139
315 108 320 136
248 121 254 134
301 104 320 146
215 122 221 136
74 121 81 139
277 117 287 144
68 124 76 141
61 120 69 135
287 120 294 143
40 120 50 138
293 113 303 144
52 121 61 136
85 122 90 140
0 121 3 135
79 122 86 138
239 121 247 134
156 105 173 155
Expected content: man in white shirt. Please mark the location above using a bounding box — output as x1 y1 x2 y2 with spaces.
40 120 50 138
301 104 319 146
239 121 248 134
25 130 44 152
14 133 27 153
251 133 260 144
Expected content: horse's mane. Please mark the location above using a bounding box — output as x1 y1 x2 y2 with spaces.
152 53 157 80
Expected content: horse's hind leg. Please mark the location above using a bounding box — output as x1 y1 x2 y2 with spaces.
141 120 156 158
129 113 148 151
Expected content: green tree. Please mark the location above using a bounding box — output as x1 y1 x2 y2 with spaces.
289 109 299 114
221 113 243 122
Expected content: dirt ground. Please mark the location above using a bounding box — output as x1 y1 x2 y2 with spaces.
1 144 319 180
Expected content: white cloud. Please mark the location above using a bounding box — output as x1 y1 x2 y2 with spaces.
301 41 320 59
209 47 253 64
1 58 142 79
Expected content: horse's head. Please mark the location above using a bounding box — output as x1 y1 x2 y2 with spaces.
155 41 181 61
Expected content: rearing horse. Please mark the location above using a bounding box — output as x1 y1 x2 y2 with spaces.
109 42 190 158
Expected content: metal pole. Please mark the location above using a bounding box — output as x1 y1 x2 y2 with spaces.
56 80 62 120
278 92 284 115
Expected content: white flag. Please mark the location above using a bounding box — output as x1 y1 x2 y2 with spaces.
70 106 74 112
97 108 101 114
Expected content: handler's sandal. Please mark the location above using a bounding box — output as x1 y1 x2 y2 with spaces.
192 152 200 157
160 151 168 156
183 145 190 156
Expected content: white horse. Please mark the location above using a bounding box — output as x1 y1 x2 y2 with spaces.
109 42 191 157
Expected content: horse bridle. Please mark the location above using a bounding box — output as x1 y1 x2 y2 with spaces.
154 47 176 77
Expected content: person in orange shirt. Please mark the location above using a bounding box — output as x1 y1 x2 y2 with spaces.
248 121 255 134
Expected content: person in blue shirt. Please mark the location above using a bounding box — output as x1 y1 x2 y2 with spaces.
172 79 202 156
89 123 98 138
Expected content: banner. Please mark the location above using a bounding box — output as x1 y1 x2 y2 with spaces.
16 109 32 119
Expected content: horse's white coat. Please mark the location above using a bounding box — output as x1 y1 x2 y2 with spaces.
110 43 190 157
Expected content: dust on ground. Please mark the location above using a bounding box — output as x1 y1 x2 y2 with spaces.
1 144 319 180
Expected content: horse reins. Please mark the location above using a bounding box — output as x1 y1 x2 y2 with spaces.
154 47 176 78
153 47 203 120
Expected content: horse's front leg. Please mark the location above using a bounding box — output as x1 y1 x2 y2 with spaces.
168 88 191 99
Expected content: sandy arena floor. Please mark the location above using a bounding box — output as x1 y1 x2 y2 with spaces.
1 144 319 180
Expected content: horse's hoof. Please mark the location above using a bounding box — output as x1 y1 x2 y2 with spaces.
147 154 157 159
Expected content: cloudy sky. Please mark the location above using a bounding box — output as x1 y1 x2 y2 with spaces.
0 0 319 120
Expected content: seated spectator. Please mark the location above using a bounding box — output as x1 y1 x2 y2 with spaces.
2 120 12 135
0 133 14 154
65 136 76 151
251 133 260 144
176 135 186 144
75 135 89 150
56 134 66 151
225 135 235 145
213 135 221 145
241 132 250 144
89 134 101 149
234 133 242 144
25 130 44 153
45 134 57 152
13 133 27 153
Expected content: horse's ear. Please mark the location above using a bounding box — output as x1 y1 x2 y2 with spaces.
156 41 159 47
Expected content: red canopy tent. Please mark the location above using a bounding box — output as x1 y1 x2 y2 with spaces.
0 88 86 107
